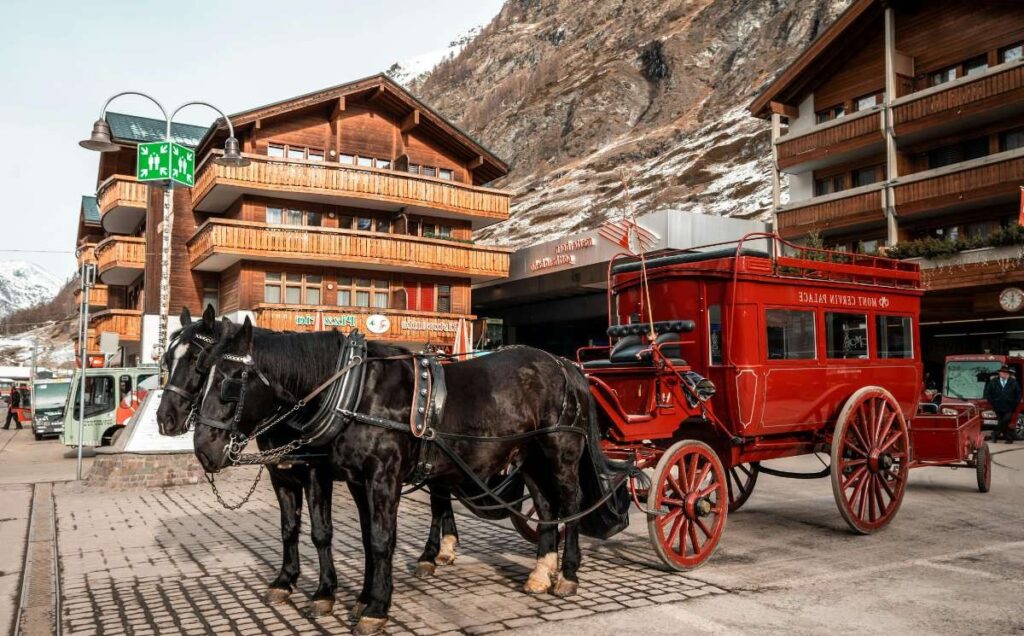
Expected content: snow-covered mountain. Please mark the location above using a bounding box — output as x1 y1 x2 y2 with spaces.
0 261 62 317
385 27 482 87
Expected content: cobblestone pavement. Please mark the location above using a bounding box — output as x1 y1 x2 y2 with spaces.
55 468 724 636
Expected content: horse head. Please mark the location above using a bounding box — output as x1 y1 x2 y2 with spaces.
157 304 220 436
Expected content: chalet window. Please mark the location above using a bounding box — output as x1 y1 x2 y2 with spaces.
354 217 371 231
421 166 437 178
1001 43 1023 63
856 238 885 254
965 220 1000 239
926 136 988 169
422 223 453 239
408 163 421 174
267 207 321 226
708 304 723 365
964 55 989 78
308 150 324 162
853 92 883 111
338 215 353 230
375 158 391 169
268 143 323 161
815 104 845 124
876 316 913 359
437 284 452 313
202 289 219 315
357 156 374 168
439 168 454 180
375 217 390 233
339 154 355 165
268 144 285 158
814 175 844 197
288 147 305 160
852 166 881 188
930 66 957 86
1000 128 1024 151
265 272 320 305
825 312 868 359
766 309 816 360
337 277 389 309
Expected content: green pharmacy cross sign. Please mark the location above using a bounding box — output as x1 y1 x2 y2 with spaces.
137 141 195 187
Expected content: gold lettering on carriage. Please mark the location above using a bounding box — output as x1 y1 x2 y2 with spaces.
400 318 459 333
797 291 888 308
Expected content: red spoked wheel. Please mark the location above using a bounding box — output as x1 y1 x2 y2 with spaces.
830 387 910 534
975 443 991 493
726 462 759 512
647 440 727 571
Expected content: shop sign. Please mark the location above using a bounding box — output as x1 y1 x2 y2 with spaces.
366 314 391 334
294 314 357 327
401 318 459 333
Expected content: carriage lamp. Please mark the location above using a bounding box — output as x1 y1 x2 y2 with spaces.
214 136 250 167
79 119 120 152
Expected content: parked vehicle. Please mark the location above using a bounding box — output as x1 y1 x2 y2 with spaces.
31 380 72 440
943 354 1024 439
61 367 157 448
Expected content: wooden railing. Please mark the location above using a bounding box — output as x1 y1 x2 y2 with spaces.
73 285 109 308
893 151 1024 216
252 305 471 345
192 152 510 222
86 309 142 351
76 243 97 269
96 175 148 216
776 109 882 170
909 246 1024 292
776 184 885 238
893 61 1024 133
188 219 511 279
95 236 145 275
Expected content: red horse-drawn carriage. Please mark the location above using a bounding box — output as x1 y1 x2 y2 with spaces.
573 233 989 571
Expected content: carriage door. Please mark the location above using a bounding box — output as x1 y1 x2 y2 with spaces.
761 308 826 432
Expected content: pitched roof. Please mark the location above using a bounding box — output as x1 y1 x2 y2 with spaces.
80 195 100 225
749 0 878 118
105 112 209 147
196 74 509 182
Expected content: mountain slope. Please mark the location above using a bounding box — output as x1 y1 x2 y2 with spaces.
413 0 853 247
0 261 62 317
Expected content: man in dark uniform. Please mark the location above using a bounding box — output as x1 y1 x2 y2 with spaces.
3 386 23 429
983 365 1021 444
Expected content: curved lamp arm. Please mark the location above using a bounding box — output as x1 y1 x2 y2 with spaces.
167 101 236 140
99 91 169 126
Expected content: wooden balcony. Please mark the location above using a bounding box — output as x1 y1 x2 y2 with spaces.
252 305 470 346
73 285 109 310
893 60 1024 140
776 109 884 172
192 152 510 229
893 150 1024 218
95 236 145 286
776 183 885 238
97 175 148 234
188 219 511 282
84 309 142 352
907 246 1024 292
76 243 97 269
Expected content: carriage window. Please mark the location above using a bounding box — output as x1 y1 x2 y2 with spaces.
826 312 868 359
876 315 913 359
766 310 816 360
708 305 723 365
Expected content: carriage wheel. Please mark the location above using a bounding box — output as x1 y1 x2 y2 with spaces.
975 443 991 493
830 387 909 534
510 496 565 545
726 462 759 512
647 440 727 571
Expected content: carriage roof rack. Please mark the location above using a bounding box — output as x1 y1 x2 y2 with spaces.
610 233 921 290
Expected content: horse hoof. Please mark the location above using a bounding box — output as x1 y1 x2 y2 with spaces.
522 572 553 595
435 553 456 566
266 588 291 605
350 602 367 619
415 561 436 578
308 599 335 617
436 535 458 565
552 575 578 598
354 616 388 635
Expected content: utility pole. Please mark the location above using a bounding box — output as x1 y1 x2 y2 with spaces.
76 263 95 480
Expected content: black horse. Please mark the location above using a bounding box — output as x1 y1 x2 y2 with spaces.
156 307 464 617
195 317 622 635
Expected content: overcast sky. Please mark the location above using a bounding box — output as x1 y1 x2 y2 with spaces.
0 0 503 278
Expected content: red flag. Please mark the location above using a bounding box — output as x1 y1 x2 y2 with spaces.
1019 186 1024 227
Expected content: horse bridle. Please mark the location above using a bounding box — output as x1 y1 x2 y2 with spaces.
161 332 217 430
197 352 276 433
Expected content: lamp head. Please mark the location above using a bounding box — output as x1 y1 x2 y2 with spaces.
79 119 120 152
213 137 250 167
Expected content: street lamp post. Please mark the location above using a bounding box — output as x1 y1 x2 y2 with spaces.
75 261 96 480
80 94 248 367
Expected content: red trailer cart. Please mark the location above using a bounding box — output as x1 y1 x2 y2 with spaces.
574 233 987 571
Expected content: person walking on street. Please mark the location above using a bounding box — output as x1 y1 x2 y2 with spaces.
983 365 1021 444
3 387 23 430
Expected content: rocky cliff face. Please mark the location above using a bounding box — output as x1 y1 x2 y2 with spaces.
413 0 853 247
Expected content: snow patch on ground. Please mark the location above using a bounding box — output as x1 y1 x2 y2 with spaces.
0 321 76 369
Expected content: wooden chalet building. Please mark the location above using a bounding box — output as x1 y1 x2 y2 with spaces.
77 75 511 364
750 0 1024 369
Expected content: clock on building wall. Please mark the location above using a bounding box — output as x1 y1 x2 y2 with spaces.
999 287 1024 313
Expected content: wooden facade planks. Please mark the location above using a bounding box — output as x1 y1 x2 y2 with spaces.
192 154 510 222
95 236 145 278
86 309 142 351
251 304 471 346
73 284 109 309
96 175 147 217
187 219 510 280
76 243 97 269
776 187 885 237
777 110 883 170
893 152 1024 216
